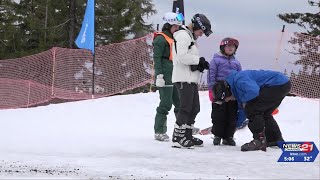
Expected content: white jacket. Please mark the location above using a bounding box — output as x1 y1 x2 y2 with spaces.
172 26 200 83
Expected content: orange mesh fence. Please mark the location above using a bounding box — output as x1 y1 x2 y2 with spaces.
94 37 153 97
0 35 154 109
284 33 320 99
197 31 320 99
53 47 95 100
0 32 319 109
0 50 53 108
53 36 154 101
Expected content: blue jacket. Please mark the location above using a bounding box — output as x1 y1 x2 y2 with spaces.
225 70 289 103
207 53 242 90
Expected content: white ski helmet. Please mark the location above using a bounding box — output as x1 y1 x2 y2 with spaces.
162 12 184 25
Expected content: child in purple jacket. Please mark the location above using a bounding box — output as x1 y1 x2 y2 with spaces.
207 37 242 146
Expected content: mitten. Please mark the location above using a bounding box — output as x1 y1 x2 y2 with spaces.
156 74 165 87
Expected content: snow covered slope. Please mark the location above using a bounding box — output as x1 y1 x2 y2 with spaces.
0 92 319 179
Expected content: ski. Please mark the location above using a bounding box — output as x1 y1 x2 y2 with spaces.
199 119 249 135
198 107 279 136
199 126 212 135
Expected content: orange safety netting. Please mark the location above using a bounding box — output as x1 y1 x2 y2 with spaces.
197 31 320 99
0 35 154 109
0 32 319 109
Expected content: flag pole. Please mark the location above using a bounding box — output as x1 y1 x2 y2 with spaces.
75 0 95 99
92 1 96 99
92 53 95 98
274 25 285 71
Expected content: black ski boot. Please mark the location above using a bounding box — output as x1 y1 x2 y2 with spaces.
222 137 236 146
241 130 267 152
213 136 222 145
186 126 203 147
172 124 194 149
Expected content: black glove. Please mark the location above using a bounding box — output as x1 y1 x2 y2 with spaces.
199 57 209 70
190 65 199 71
190 57 209 72
198 65 205 72
190 64 205 72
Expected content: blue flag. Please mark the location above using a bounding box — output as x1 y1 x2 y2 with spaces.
75 0 95 55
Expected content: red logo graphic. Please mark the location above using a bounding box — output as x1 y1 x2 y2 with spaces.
301 142 313 153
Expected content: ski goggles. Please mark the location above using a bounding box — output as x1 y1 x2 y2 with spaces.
194 16 212 37
220 39 239 47
176 13 184 22
163 13 184 24
204 29 213 37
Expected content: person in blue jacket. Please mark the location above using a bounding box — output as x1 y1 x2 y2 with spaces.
212 70 291 151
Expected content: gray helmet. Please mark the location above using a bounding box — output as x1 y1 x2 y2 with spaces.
191 14 213 37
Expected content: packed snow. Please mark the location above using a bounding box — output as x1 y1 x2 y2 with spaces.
0 91 319 179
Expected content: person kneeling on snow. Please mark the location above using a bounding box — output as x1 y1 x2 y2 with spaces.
213 70 291 152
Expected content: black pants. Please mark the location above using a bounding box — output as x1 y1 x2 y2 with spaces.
245 81 291 141
211 100 238 139
174 82 200 126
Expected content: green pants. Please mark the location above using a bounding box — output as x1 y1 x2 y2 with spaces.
154 86 180 134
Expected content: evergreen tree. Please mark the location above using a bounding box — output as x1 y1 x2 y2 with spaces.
0 0 73 59
0 0 22 59
278 0 319 72
95 0 156 45
16 0 49 52
0 0 156 59
278 0 320 98
68 0 76 48
278 0 320 36
128 0 156 38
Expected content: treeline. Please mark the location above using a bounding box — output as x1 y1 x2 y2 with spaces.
0 0 156 59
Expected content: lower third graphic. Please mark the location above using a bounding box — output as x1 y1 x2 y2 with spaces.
278 141 319 162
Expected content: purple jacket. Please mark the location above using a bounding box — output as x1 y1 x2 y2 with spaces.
207 53 242 89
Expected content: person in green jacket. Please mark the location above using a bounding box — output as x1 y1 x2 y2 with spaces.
153 12 184 141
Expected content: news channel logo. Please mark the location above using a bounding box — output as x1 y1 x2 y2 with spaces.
277 142 319 162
